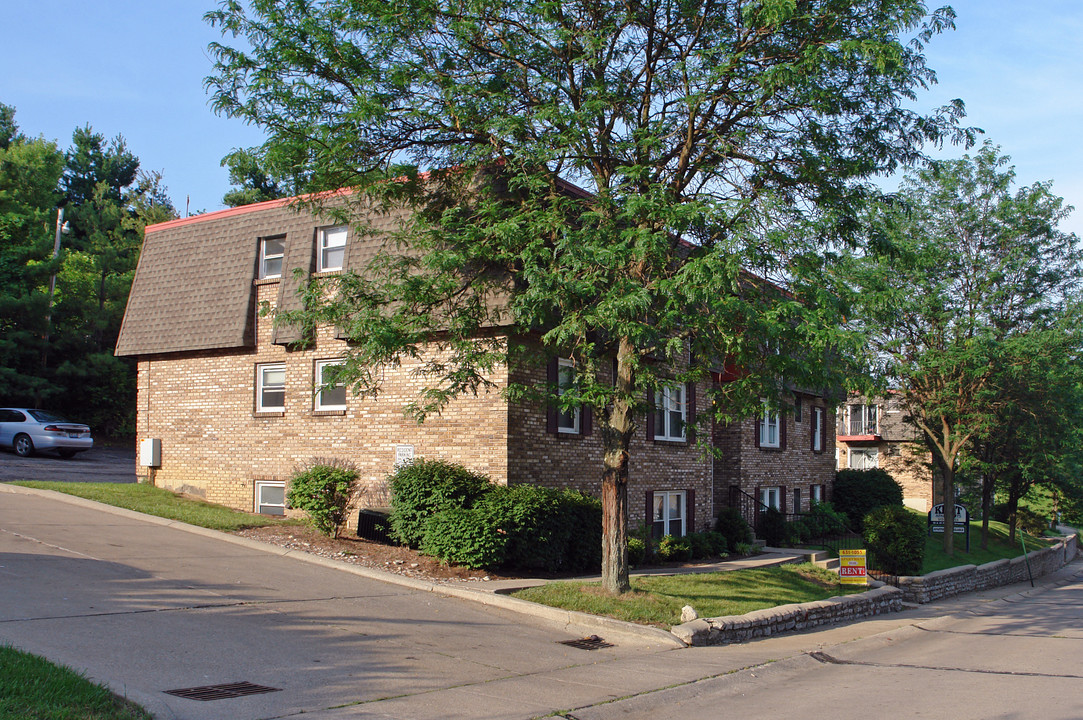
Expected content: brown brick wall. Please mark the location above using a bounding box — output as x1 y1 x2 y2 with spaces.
506 358 714 534
134 281 510 521
713 398 837 515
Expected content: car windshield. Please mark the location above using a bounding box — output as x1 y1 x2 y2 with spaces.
27 410 68 423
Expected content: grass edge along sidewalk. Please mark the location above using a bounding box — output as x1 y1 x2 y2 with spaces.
0 644 152 720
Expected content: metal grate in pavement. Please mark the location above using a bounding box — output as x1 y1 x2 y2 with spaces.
164 681 282 701
558 635 614 650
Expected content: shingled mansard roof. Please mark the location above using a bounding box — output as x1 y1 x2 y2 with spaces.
115 192 411 357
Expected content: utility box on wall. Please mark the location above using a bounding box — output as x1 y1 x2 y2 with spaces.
140 438 161 467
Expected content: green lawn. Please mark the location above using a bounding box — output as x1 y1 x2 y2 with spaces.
921 518 1053 573
0 645 151 720
13 482 302 532
512 563 865 628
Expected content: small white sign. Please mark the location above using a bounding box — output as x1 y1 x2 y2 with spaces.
395 444 415 467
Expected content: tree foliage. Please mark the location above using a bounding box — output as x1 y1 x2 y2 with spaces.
207 0 967 592
0 103 177 436
850 143 1081 553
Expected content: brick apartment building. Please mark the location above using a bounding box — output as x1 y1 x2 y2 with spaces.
116 196 835 535
835 393 934 512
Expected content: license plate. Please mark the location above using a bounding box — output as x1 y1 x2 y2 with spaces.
68 433 82 438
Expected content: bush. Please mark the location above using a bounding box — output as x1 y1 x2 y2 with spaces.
286 459 360 537
388 460 491 548
556 491 603 573
862 505 926 576
802 501 850 539
733 542 756 556
833 468 904 530
687 532 713 560
628 536 646 566
420 505 507 569
703 531 728 556
756 506 787 547
715 506 753 549
657 534 692 562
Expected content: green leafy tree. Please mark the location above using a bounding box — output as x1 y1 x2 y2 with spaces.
220 147 291 207
207 0 968 592
0 103 65 403
851 143 1081 554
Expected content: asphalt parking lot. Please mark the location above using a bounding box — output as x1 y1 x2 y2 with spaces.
0 444 137 484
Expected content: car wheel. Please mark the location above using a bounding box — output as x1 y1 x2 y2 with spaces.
13 434 35 457
58 449 77 459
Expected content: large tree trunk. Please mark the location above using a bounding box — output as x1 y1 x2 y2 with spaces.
600 337 637 594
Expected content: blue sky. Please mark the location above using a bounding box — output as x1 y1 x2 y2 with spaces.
3 1 1081 235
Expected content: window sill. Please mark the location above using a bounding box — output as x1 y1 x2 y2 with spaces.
254 277 281 286
313 269 343 278
652 437 688 446
254 411 285 418
312 409 347 416
758 445 783 451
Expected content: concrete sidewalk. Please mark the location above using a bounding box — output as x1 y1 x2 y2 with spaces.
3 482 1079 720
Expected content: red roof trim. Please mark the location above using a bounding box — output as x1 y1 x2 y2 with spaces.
144 188 355 234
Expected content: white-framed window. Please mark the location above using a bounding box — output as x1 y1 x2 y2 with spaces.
654 384 687 442
849 447 879 470
314 359 347 411
256 480 286 516
259 236 285 279
256 363 286 412
318 225 347 272
652 490 686 538
557 358 580 434
812 406 824 452
759 401 780 448
847 403 879 435
811 484 824 504
759 486 781 510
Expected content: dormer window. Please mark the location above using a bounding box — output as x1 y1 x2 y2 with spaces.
259 236 285 279
318 225 347 272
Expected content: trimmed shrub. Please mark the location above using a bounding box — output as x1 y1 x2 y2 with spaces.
703 531 728 556
388 459 491 548
420 505 507 569
556 491 603 572
715 506 754 549
628 536 646 566
689 532 715 560
286 459 360 537
862 505 926 576
756 506 787 547
802 501 849 539
657 534 693 562
833 468 904 530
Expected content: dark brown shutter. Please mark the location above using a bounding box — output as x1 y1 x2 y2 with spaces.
546 357 559 434
779 486 787 516
754 415 761 448
645 490 655 533
685 382 696 442
686 488 695 535
582 406 593 436
646 388 655 441
780 412 787 450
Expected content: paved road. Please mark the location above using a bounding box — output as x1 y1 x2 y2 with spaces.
2 484 1081 720
0 445 137 483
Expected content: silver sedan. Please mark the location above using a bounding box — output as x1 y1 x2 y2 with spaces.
0 408 94 458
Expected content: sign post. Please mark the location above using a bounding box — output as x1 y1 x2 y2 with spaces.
928 503 970 552
839 549 867 586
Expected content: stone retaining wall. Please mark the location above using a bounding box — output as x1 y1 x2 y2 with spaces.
896 534 1078 604
671 585 903 646
671 534 1078 647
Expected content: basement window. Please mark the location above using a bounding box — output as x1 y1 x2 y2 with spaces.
256 481 286 516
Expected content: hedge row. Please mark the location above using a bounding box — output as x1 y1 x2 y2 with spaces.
388 459 602 572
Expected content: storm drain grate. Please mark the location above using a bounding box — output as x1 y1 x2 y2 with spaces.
164 681 282 701
558 635 614 651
